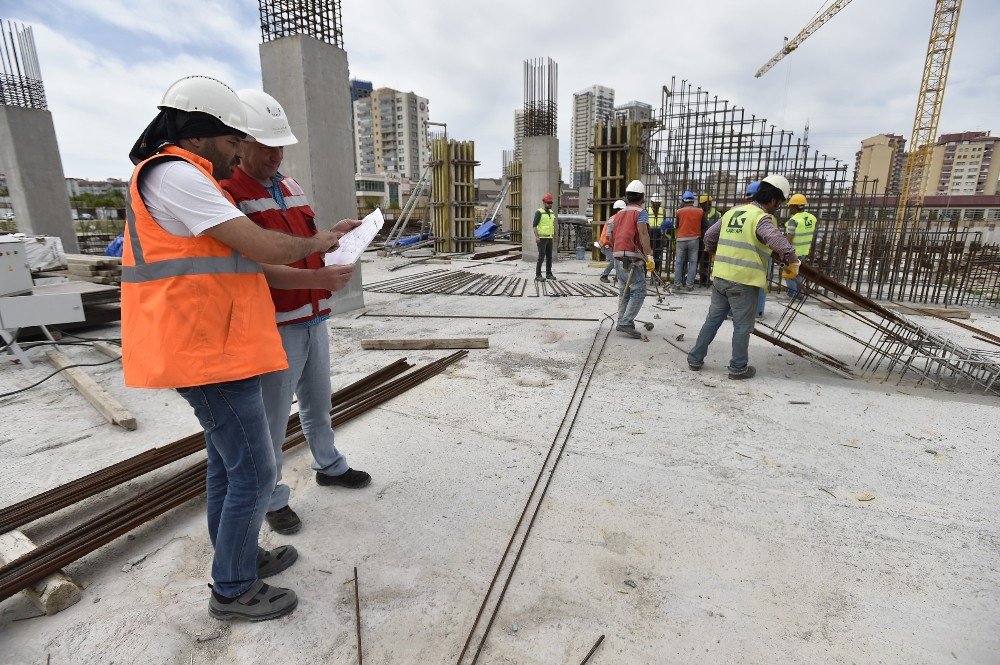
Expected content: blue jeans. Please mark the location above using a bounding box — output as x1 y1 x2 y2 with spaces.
674 238 699 287
757 258 772 316
687 277 759 375
786 275 804 299
260 321 348 512
616 258 647 328
600 246 616 278
177 376 276 598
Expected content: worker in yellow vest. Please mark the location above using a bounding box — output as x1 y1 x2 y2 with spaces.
784 193 816 300
647 199 666 275
533 192 556 280
687 175 800 380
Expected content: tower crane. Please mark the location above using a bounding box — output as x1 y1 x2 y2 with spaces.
755 0 963 227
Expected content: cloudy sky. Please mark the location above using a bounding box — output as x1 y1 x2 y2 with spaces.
4 0 999 181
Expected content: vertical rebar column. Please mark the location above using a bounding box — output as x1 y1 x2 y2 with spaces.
523 57 557 138
0 20 46 109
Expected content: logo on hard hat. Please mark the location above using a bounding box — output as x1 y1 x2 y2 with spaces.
266 105 281 117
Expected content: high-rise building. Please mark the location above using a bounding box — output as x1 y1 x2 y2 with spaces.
353 87 430 181
513 109 525 161
570 85 615 188
350 78 373 104
614 101 653 122
924 131 1000 196
853 133 907 194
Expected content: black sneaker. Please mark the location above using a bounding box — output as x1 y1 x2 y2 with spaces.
535 274 545 281
546 273 556 280
257 545 298 578
728 365 757 380
316 468 372 489
615 325 642 339
209 579 297 622
599 276 610 283
265 506 301 535
688 363 702 371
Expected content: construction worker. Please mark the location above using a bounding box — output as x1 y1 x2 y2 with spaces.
673 191 703 290
697 194 720 287
598 199 625 283
609 180 653 338
221 89 371 538
124 75 351 621
784 193 816 299
687 175 800 379
647 199 666 275
743 181 774 318
533 192 556 280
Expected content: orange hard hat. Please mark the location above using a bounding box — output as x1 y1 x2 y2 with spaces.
542 193 554 203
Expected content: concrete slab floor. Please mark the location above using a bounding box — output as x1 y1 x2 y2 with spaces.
0 255 998 664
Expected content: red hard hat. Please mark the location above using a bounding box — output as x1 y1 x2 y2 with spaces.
542 193 554 203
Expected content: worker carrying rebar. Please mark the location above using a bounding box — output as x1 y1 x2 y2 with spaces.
647 199 666 275
687 175 800 380
783 193 816 300
673 191 703 290
221 90 371 541
609 180 654 339
697 194 720 287
598 199 625 283
533 192 557 280
123 75 354 622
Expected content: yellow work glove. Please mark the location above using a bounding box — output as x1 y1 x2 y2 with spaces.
645 255 655 272
781 261 801 280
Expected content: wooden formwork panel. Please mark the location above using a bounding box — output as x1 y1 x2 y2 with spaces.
431 139 478 253
506 161 522 243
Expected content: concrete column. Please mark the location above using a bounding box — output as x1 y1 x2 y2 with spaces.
521 136 559 262
0 105 78 252
260 35 363 313
578 185 592 216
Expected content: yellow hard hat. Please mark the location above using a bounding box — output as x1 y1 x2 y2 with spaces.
698 194 712 204
789 193 808 206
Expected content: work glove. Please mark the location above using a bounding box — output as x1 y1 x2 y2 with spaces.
645 255 655 272
781 261 801 280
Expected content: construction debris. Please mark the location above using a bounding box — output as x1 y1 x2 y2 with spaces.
361 338 488 350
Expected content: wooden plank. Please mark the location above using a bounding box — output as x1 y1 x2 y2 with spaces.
361 337 488 350
65 253 122 265
91 341 122 360
470 247 516 260
0 530 83 615
819 299 971 319
44 349 136 430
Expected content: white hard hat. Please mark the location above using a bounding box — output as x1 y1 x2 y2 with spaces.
613 199 626 210
761 174 791 200
237 89 298 147
625 179 645 195
159 75 248 134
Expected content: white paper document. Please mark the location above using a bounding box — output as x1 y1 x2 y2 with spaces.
323 208 385 266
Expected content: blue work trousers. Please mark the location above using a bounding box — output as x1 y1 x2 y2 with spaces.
616 258 647 328
687 277 759 375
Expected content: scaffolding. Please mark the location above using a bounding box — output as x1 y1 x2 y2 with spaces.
430 138 479 254
258 0 343 47
0 20 46 110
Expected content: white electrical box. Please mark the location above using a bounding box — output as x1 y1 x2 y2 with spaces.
0 237 33 297
0 293 85 328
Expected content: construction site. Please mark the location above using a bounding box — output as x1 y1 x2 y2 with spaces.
0 0 998 663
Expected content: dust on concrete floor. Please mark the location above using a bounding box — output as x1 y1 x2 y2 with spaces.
1 254 998 664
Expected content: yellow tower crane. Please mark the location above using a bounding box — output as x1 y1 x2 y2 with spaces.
755 0 963 228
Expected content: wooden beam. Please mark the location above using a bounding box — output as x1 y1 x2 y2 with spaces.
361 338 488 350
470 247 516 260
0 530 83 615
44 349 137 430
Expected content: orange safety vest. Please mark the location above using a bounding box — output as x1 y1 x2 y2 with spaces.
612 207 645 259
599 211 618 248
121 146 288 388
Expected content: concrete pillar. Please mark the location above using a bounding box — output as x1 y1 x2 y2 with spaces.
0 105 78 252
578 185 592 216
260 35 363 313
520 136 559 262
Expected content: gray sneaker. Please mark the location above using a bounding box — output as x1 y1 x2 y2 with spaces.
257 545 298 578
728 365 757 380
616 325 642 339
209 579 298 622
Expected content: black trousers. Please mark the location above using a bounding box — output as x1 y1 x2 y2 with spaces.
536 238 553 275
650 228 664 273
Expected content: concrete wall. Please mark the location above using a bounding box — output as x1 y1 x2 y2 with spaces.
0 105 78 252
260 35 363 312
521 136 559 261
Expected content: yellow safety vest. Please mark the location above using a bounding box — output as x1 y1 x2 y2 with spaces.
536 208 555 238
647 208 664 227
789 211 816 257
712 204 771 289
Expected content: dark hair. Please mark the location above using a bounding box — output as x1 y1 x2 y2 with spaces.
625 192 643 204
752 182 785 205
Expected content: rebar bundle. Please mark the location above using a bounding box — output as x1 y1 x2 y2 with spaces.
0 354 467 603
364 269 617 297
258 0 343 48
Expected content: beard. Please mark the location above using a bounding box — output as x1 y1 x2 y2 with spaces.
202 139 240 181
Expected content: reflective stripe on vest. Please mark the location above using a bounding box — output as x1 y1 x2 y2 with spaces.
237 194 311 215
275 297 334 324
536 208 555 237
712 204 769 288
789 211 817 257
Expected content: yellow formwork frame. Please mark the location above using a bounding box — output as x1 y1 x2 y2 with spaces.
430 138 479 253
506 160 522 243
590 118 645 259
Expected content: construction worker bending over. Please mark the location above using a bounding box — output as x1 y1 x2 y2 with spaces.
673 191 703 290
697 194 720 287
124 76 351 621
647 199 666 275
784 193 816 300
687 175 799 380
533 192 557 280
610 180 653 339
222 90 371 539
598 199 625 283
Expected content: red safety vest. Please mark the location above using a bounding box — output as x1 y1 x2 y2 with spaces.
121 146 287 388
221 167 332 326
612 207 645 259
